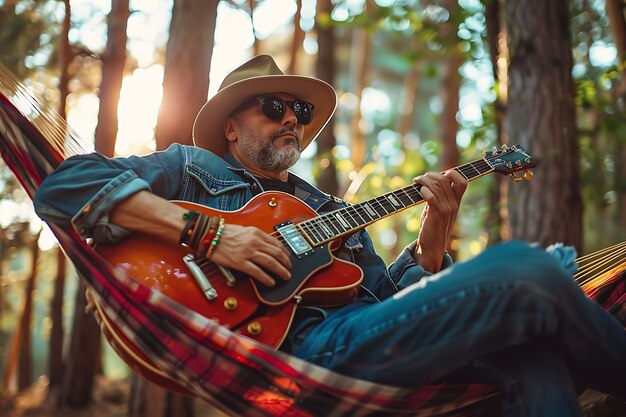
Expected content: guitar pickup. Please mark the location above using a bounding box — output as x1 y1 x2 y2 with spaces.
275 222 313 259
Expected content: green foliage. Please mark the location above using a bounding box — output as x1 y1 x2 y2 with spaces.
0 0 60 76
569 0 626 249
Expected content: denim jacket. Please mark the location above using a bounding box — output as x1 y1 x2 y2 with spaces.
34 144 451 350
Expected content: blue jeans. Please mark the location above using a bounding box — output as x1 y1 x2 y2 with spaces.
294 241 626 416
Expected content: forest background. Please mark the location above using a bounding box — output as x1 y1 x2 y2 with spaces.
1 0 626 416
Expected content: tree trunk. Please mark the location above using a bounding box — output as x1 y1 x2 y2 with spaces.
59 281 101 408
16 232 40 391
505 0 582 250
605 0 626 231
484 0 509 244
249 0 261 56
348 0 374 170
49 0 71 397
57 0 72 121
48 250 66 393
396 62 420 150
155 0 218 150
287 0 304 75
314 0 339 196
94 0 130 157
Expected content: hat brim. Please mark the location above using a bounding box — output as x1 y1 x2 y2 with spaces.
192 75 337 156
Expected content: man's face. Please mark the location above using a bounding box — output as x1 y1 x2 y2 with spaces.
226 93 307 173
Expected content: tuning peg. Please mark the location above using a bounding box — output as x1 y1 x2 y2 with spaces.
510 173 523 184
523 171 533 181
501 144 509 150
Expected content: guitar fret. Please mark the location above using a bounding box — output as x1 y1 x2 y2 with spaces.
297 222 316 244
395 188 415 206
349 205 368 224
355 204 378 223
307 219 326 243
361 202 378 219
322 214 343 235
342 206 362 228
338 208 356 228
318 218 334 238
406 185 423 202
466 162 482 177
386 193 405 209
455 166 470 180
333 212 351 230
296 224 316 245
373 197 391 215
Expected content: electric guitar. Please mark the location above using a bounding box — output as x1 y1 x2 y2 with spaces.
92 145 537 392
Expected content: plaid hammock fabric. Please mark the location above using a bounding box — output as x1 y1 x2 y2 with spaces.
1 71 624 417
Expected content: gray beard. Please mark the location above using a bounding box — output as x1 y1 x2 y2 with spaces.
244 129 302 172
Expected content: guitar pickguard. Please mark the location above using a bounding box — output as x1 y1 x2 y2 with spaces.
251 243 333 305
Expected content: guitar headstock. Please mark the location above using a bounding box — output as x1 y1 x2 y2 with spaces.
484 145 538 183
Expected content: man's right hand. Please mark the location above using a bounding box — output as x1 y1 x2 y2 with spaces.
210 224 292 287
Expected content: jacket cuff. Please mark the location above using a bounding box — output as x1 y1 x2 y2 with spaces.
387 240 453 290
71 170 151 242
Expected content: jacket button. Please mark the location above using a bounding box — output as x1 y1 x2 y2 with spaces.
210 187 217 193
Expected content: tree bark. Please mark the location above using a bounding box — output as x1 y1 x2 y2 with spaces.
49 0 71 397
484 0 509 244
314 0 339 196
16 232 40 391
505 0 582 250
48 250 66 393
348 19 371 170
59 281 101 408
94 0 130 157
605 0 626 231
154 0 218 150
287 0 304 75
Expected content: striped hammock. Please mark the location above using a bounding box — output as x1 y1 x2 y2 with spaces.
1 65 624 417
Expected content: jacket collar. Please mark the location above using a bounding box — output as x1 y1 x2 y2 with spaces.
222 153 336 211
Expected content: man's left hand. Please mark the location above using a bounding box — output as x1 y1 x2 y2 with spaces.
412 170 467 273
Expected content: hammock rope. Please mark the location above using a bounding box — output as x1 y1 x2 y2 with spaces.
1 65 624 417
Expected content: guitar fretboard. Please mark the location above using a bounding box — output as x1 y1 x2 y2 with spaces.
296 157 495 246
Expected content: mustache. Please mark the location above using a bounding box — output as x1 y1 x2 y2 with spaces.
271 126 301 148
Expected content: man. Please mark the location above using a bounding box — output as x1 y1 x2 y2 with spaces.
34 55 626 416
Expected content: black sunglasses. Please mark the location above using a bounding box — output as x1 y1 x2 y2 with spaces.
233 96 315 125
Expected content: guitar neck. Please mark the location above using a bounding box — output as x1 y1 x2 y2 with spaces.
296 157 495 246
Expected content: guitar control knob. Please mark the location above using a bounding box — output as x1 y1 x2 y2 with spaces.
224 297 238 311
523 171 534 181
247 321 262 335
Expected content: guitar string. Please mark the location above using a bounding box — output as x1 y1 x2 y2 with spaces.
575 243 626 282
292 161 494 245
574 242 626 290
0 65 90 158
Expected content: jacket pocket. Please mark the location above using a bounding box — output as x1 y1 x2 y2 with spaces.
182 166 250 210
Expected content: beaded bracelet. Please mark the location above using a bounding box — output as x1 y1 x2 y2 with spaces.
206 217 225 259
199 216 221 254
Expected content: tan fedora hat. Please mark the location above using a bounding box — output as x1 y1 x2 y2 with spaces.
192 55 337 156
